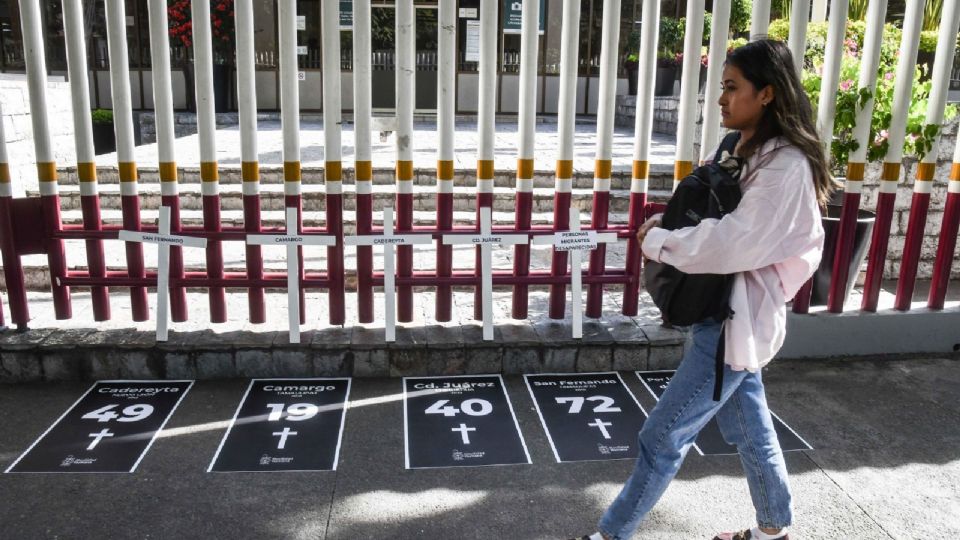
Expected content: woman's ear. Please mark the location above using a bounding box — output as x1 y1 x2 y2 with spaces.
761 85 775 106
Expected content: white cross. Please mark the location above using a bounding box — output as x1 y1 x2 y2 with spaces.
344 207 431 342
587 418 613 440
118 206 207 342
272 427 298 450
247 207 337 344
451 423 476 445
531 207 619 338
443 207 528 340
86 428 114 450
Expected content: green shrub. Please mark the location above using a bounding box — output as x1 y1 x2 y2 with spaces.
91 109 113 125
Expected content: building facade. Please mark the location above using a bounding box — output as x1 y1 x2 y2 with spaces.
0 0 642 114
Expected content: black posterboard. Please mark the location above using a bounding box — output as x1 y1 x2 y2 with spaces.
403 375 530 469
525 373 647 462
5 380 193 473
208 378 351 472
636 371 812 455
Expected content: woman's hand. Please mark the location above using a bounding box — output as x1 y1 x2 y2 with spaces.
636 214 663 247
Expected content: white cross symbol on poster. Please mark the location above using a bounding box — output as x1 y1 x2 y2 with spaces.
118 206 207 342
246 207 337 344
344 207 431 342
443 207 528 341
531 207 619 339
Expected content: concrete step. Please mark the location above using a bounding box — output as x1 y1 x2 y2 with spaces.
31 183 667 214
0 289 679 383
55 165 676 191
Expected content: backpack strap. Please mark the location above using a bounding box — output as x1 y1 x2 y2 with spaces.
713 132 742 163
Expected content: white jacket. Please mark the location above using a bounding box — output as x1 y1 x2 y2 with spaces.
642 137 825 372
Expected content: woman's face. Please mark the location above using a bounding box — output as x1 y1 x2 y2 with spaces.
718 64 773 133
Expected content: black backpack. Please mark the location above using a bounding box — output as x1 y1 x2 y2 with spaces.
643 132 743 400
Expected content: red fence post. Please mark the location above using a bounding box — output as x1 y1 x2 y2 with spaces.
241 162 265 323
436 161 455 321
512 160 534 319
928 164 960 309
548 161 573 319
621 161 649 317
356 163 375 323
827 166 864 313
861 164 900 312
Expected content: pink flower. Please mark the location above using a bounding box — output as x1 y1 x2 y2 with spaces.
884 72 894 80
840 80 853 91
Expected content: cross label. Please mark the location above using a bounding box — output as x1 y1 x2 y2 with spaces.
451 423 476 445
443 207 528 340
118 206 207 341
272 427 299 450
588 418 613 440
247 207 337 344
344 207 431 341
531 207 619 338
86 428 114 451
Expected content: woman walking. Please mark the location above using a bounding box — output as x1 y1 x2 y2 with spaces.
575 39 833 540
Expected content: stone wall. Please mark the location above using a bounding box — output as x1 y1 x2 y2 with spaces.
860 117 959 279
0 75 77 196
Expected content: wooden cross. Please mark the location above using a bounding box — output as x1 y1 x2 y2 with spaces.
246 207 337 344
118 206 207 341
443 207 528 340
531 207 619 338
344 207 431 341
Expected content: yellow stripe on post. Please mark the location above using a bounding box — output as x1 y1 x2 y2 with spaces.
437 160 454 180
159 162 178 182
517 158 534 180
632 160 649 180
356 161 373 181
952 163 960 181
846 162 865 181
325 161 342 182
674 161 694 180
77 162 97 183
241 161 259 182
118 162 137 182
880 162 900 182
200 161 218 182
915 162 936 182
37 162 58 182
0 163 10 183
556 160 573 179
595 159 612 179
477 159 495 180
284 161 302 182
397 160 414 181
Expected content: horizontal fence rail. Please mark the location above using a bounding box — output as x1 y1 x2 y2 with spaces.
1 0 960 343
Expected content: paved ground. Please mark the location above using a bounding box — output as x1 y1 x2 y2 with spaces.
1 355 958 539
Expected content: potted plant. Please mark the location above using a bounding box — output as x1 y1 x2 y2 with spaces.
168 0 235 113
655 17 683 96
91 109 115 155
655 52 680 96
623 30 641 96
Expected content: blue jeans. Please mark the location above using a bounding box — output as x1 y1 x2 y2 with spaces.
599 320 793 539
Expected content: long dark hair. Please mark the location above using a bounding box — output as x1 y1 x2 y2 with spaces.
726 39 834 207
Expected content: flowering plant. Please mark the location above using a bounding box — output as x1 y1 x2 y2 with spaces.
794 22 957 175
168 0 235 63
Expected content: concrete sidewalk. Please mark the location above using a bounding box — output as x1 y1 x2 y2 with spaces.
1 356 957 539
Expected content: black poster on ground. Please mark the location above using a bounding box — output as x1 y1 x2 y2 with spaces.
209 378 351 472
636 371 812 456
403 375 530 469
5 380 193 473
525 373 647 462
